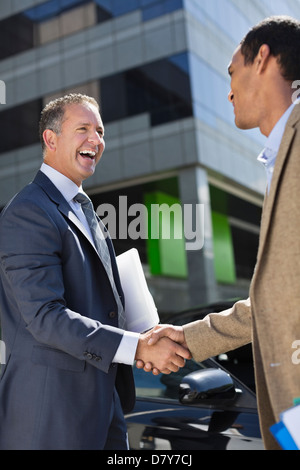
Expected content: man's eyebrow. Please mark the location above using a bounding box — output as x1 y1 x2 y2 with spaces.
75 121 89 127
77 122 105 133
77 121 91 126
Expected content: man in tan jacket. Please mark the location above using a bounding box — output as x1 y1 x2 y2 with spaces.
138 16 300 450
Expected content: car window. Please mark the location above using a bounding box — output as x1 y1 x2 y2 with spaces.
172 313 255 392
133 359 206 400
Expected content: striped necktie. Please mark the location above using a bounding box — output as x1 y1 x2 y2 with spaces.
74 193 126 329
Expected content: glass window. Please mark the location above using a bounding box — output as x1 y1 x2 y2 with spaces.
231 226 259 280
185 0 249 44
100 54 192 126
133 359 206 400
25 0 90 22
189 53 233 128
0 100 42 153
36 3 98 45
0 14 34 61
0 0 185 58
25 0 183 29
210 185 261 282
105 0 139 16
142 0 183 21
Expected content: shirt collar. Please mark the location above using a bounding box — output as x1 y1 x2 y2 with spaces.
40 163 82 202
257 102 295 165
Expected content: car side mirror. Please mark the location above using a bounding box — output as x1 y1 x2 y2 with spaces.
179 368 236 405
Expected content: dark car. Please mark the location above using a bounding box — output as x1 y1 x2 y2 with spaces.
126 300 263 450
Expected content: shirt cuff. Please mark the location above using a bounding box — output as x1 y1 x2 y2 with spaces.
112 331 140 365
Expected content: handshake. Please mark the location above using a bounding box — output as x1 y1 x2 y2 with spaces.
134 325 192 375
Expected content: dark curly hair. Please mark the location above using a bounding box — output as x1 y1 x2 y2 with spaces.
240 16 300 82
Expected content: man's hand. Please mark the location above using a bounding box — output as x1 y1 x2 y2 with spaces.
135 327 191 375
148 324 187 347
135 325 191 375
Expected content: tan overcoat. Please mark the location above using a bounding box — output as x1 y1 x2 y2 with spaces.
184 104 300 450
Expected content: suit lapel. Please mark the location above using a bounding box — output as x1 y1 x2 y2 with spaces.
57 185 125 306
63 206 94 245
33 171 124 304
33 171 97 252
256 107 299 263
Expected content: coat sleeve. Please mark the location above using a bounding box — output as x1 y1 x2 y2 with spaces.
183 298 252 362
0 197 123 373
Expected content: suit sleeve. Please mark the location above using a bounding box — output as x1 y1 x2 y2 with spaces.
0 198 123 373
183 298 252 362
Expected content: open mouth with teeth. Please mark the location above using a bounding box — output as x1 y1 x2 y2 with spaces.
78 150 97 159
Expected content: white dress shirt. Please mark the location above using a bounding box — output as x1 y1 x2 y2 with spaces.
257 102 296 193
40 163 139 365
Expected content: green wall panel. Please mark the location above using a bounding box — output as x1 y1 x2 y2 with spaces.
211 211 236 284
144 191 187 278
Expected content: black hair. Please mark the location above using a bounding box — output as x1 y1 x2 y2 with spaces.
240 16 300 81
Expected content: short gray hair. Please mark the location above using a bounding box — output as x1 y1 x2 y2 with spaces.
39 93 99 152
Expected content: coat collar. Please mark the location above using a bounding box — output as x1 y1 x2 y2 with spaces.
33 171 94 248
257 104 300 260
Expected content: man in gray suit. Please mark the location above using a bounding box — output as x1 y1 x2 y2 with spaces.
0 93 190 450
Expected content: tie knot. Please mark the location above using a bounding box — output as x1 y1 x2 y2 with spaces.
74 192 92 207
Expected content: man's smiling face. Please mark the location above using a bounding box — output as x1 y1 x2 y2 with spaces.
45 102 105 186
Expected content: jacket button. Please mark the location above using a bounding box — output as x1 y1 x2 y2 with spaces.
109 311 116 319
92 354 102 361
84 352 93 360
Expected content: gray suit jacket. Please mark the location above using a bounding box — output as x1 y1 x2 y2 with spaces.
0 171 135 450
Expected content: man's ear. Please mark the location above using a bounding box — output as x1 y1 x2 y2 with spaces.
256 44 271 74
43 129 57 152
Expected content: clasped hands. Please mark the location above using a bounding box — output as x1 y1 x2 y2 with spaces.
135 324 191 375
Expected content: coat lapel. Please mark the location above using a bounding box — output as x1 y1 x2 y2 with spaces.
32 171 123 302
33 171 96 251
256 106 300 263
32 170 124 308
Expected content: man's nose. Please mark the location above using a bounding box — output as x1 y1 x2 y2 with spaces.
88 130 103 145
228 90 234 102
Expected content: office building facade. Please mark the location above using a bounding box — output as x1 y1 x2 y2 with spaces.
1 0 299 314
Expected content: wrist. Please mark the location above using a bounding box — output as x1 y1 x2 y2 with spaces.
134 333 146 361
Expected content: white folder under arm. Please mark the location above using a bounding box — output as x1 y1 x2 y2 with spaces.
116 248 160 333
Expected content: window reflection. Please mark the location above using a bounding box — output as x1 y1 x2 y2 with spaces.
101 54 192 126
133 359 205 400
0 14 34 61
0 100 42 153
0 0 184 60
0 52 191 153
